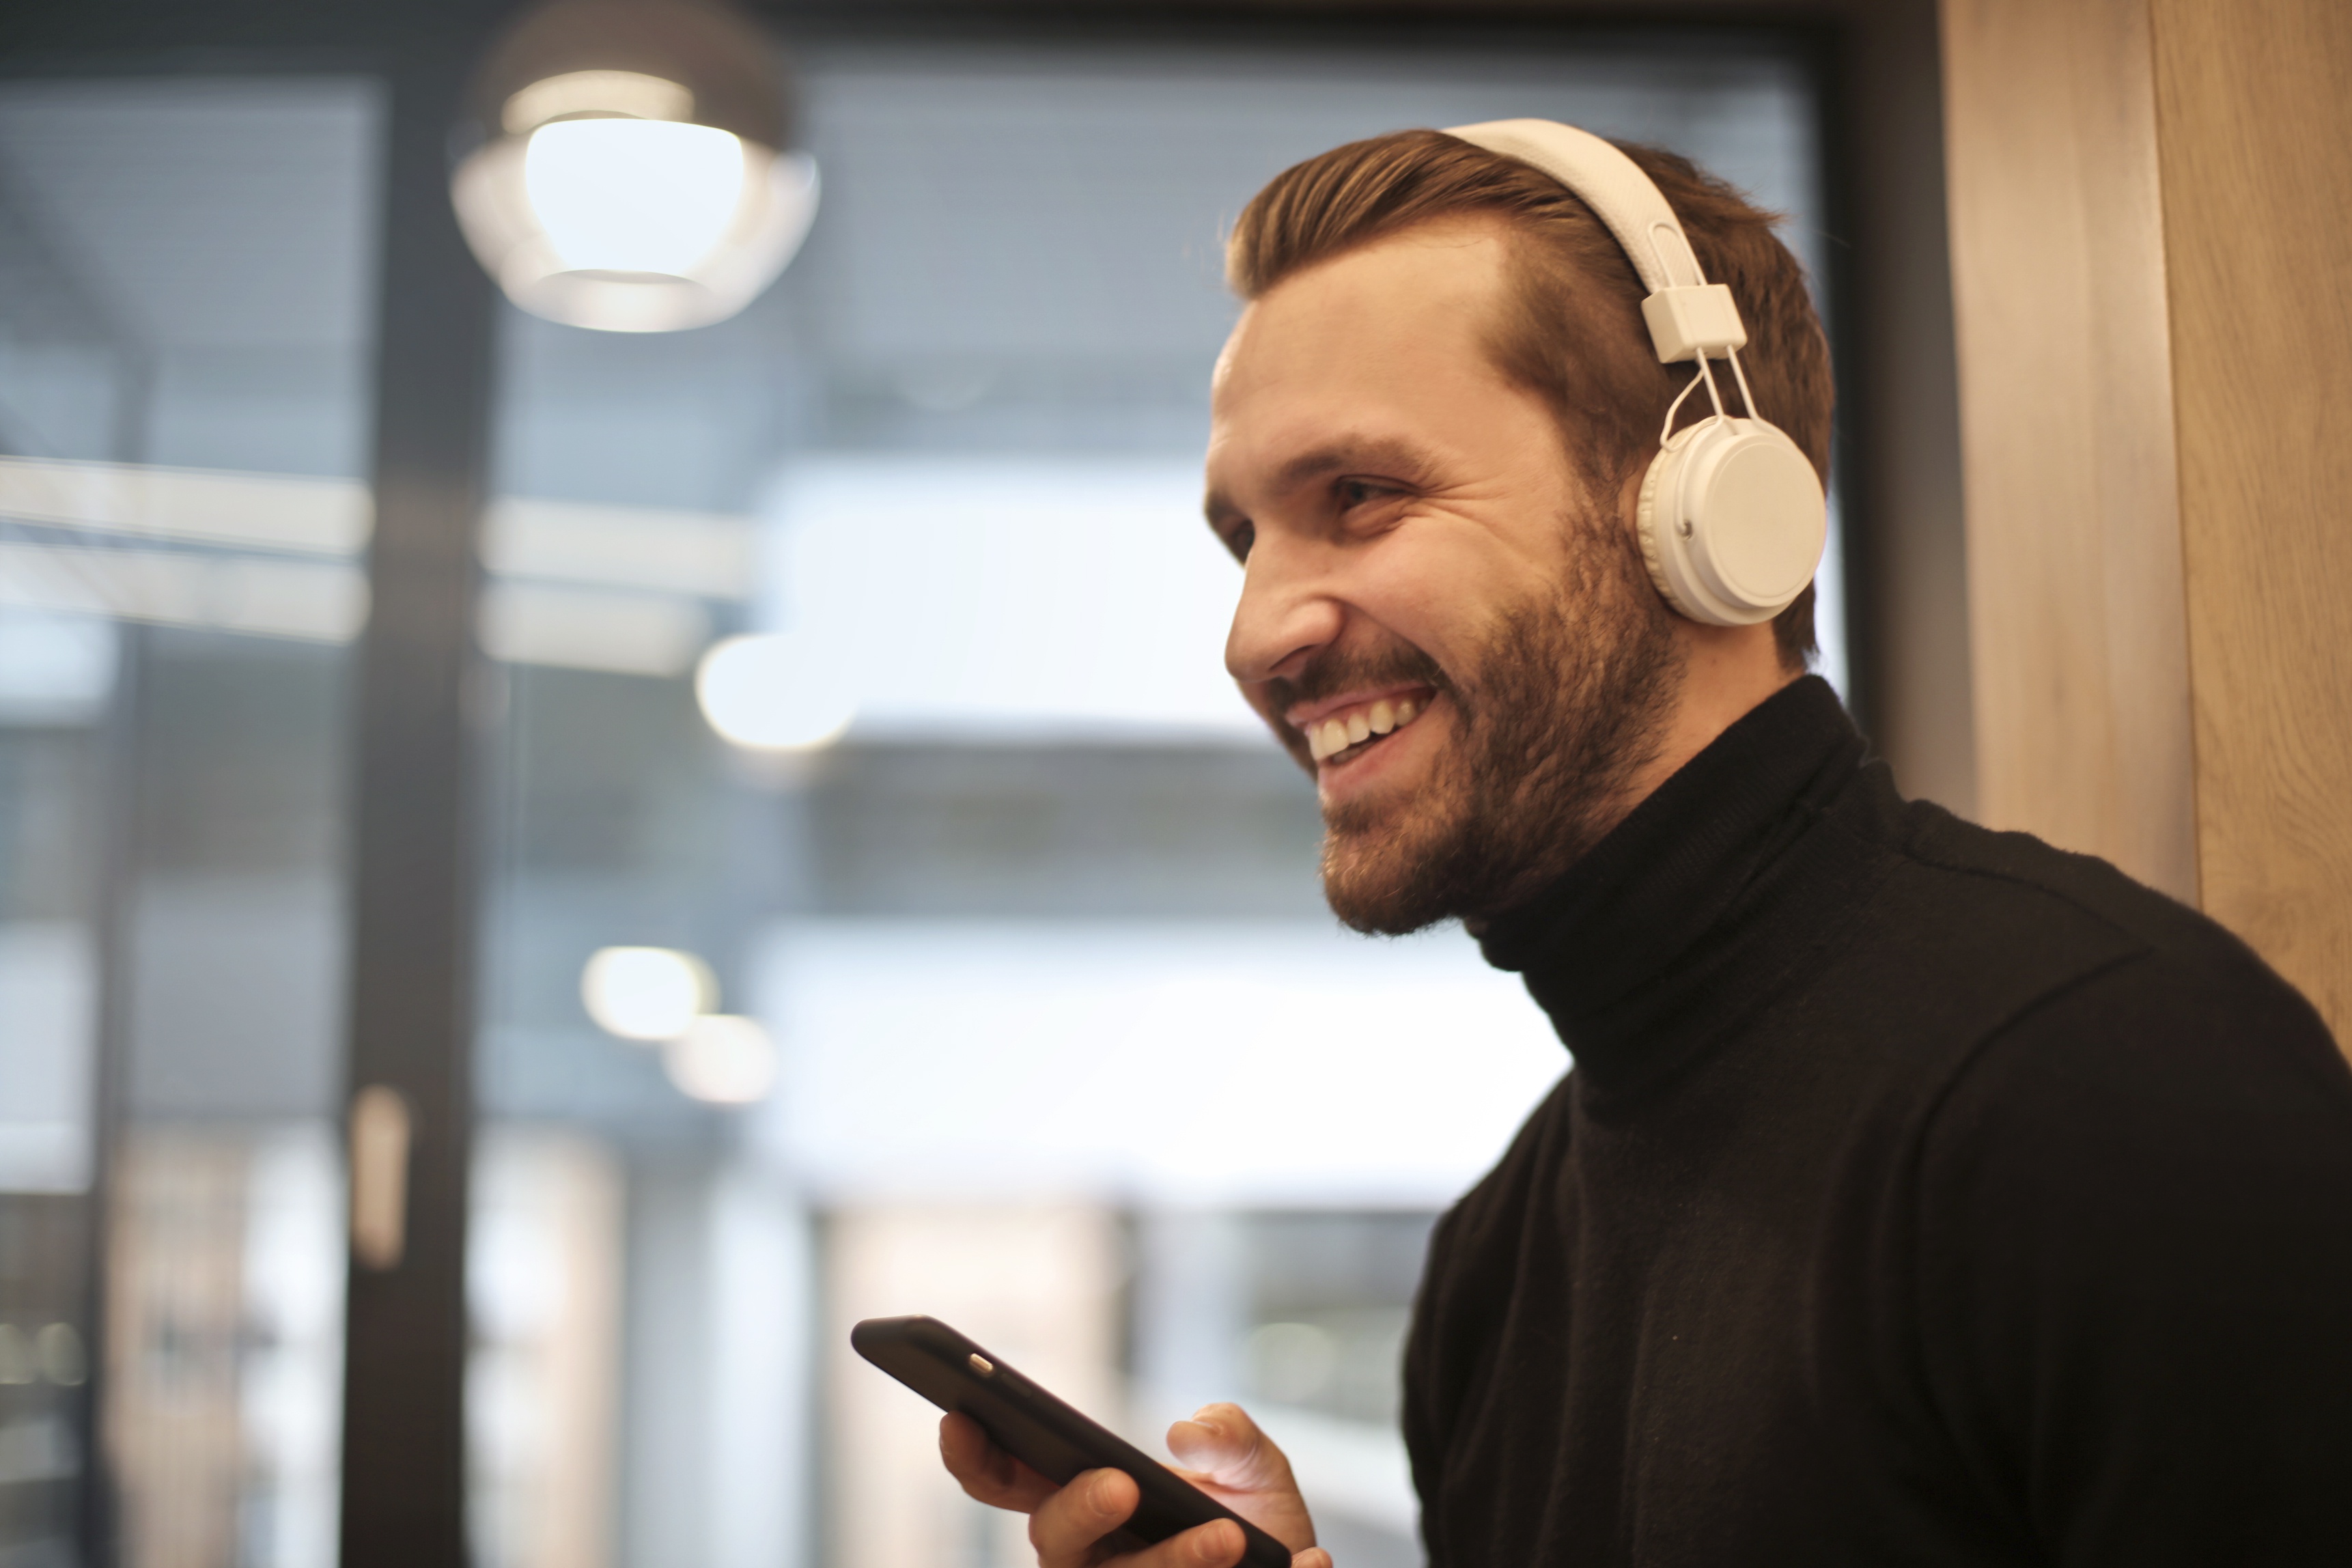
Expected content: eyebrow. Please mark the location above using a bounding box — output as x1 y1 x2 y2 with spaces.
1201 434 1439 529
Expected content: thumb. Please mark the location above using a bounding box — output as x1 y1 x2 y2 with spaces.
1166 1403 1299 1494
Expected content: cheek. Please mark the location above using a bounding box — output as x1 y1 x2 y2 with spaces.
1346 534 1542 656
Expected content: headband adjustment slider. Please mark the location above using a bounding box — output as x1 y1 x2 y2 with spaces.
1642 283 1748 363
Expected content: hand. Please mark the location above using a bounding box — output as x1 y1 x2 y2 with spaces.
940 1401 1333 1568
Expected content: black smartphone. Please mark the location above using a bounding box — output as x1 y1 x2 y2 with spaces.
851 1314 1295 1568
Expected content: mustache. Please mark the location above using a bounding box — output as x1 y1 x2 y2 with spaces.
1267 643 1455 721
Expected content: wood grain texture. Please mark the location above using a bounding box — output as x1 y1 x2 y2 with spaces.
1940 0 2200 904
2151 0 2352 1039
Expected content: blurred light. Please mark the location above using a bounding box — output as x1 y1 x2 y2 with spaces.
749 919 1567 1205
0 541 367 645
0 456 369 556
479 581 711 678
0 458 756 674
348 1086 412 1272
695 632 855 751
580 946 714 1041
483 496 756 598
454 131 814 333
524 118 747 277
662 1015 777 1104
1248 1321 1337 1405
450 3 816 334
502 68 690 134
0 921 96 1194
0 614 117 727
761 459 1259 742
34 1324 85 1387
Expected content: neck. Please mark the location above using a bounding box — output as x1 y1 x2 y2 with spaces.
1472 675 1873 1092
1620 625 1801 826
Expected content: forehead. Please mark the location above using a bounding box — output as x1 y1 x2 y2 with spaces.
1212 217 1517 414
1204 219 1545 522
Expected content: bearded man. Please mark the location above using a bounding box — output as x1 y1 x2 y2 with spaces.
940 124 2352 1567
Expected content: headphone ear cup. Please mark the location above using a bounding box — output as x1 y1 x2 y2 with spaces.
1636 417 1825 627
1635 434 1686 614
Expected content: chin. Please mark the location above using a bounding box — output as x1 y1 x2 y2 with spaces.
1319 801 1469 936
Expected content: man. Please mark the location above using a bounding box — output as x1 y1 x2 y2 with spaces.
942 124 2352 1565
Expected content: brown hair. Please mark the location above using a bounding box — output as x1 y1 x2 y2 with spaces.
1226 128 1832 669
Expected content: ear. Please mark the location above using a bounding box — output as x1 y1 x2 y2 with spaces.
1613 460 1651 542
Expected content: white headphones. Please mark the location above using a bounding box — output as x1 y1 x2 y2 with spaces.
1444 119 1826 627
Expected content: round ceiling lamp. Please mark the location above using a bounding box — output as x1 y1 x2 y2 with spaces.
451 0 817 333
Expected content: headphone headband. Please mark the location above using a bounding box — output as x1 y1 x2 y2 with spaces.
1440 117 1825 629
1444 118 1748 365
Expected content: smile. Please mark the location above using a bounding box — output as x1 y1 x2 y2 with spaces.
1299 690 1431 765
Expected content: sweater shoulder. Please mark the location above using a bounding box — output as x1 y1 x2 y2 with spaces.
1786 780 2344 1145
1860 791 2321 1033
1852 792 2349 1156
1892 795 2202 949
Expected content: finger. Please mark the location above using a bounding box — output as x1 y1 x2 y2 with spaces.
1289 1550 1334 1568
939 1414 1056 1513
1166 1403 1300 1495
1028 1468 1145 1568
1118 1520 1248 1568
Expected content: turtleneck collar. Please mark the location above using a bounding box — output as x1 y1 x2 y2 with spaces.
1476 675 1888 1101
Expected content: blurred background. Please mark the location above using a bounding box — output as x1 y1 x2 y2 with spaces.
0 3 1963 1567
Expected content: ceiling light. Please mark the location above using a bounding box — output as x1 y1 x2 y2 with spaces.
502 68 689 133
581 945 715 1040
451 0 816 333
662 1015 778 1104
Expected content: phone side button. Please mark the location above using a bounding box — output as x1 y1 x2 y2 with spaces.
968 1354 995 1376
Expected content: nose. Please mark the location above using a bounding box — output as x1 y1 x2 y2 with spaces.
1224 536 1343 686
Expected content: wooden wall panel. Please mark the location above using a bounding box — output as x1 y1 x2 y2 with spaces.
2151 0 2352 1036
1940 0 2199 904
1944 0 2352 1042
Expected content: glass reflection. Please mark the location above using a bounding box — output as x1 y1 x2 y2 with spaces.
0 76 383 1568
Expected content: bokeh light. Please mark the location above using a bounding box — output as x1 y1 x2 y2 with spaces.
580 946 715 1041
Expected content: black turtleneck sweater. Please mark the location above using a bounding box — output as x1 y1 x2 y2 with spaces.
1403 677 2352 1565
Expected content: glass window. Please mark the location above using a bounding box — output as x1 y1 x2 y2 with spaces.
471 37 1830 1568
0 77 382 1568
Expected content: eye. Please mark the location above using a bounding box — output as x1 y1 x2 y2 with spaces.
1221 519 1255 564
1334 476 1400 512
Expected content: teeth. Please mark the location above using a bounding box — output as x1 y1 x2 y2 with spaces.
1302 694 1428 762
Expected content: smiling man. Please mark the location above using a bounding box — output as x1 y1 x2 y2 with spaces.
942 124 2352 1567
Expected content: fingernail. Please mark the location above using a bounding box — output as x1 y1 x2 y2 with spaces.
1194 1522 1237 1562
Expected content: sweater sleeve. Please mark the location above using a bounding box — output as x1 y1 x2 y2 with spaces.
1910 943 2352 1564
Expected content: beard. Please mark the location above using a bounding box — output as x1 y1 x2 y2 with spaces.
1272 509 1685 936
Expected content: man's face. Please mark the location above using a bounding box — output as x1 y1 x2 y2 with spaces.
1203 218 1683 933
